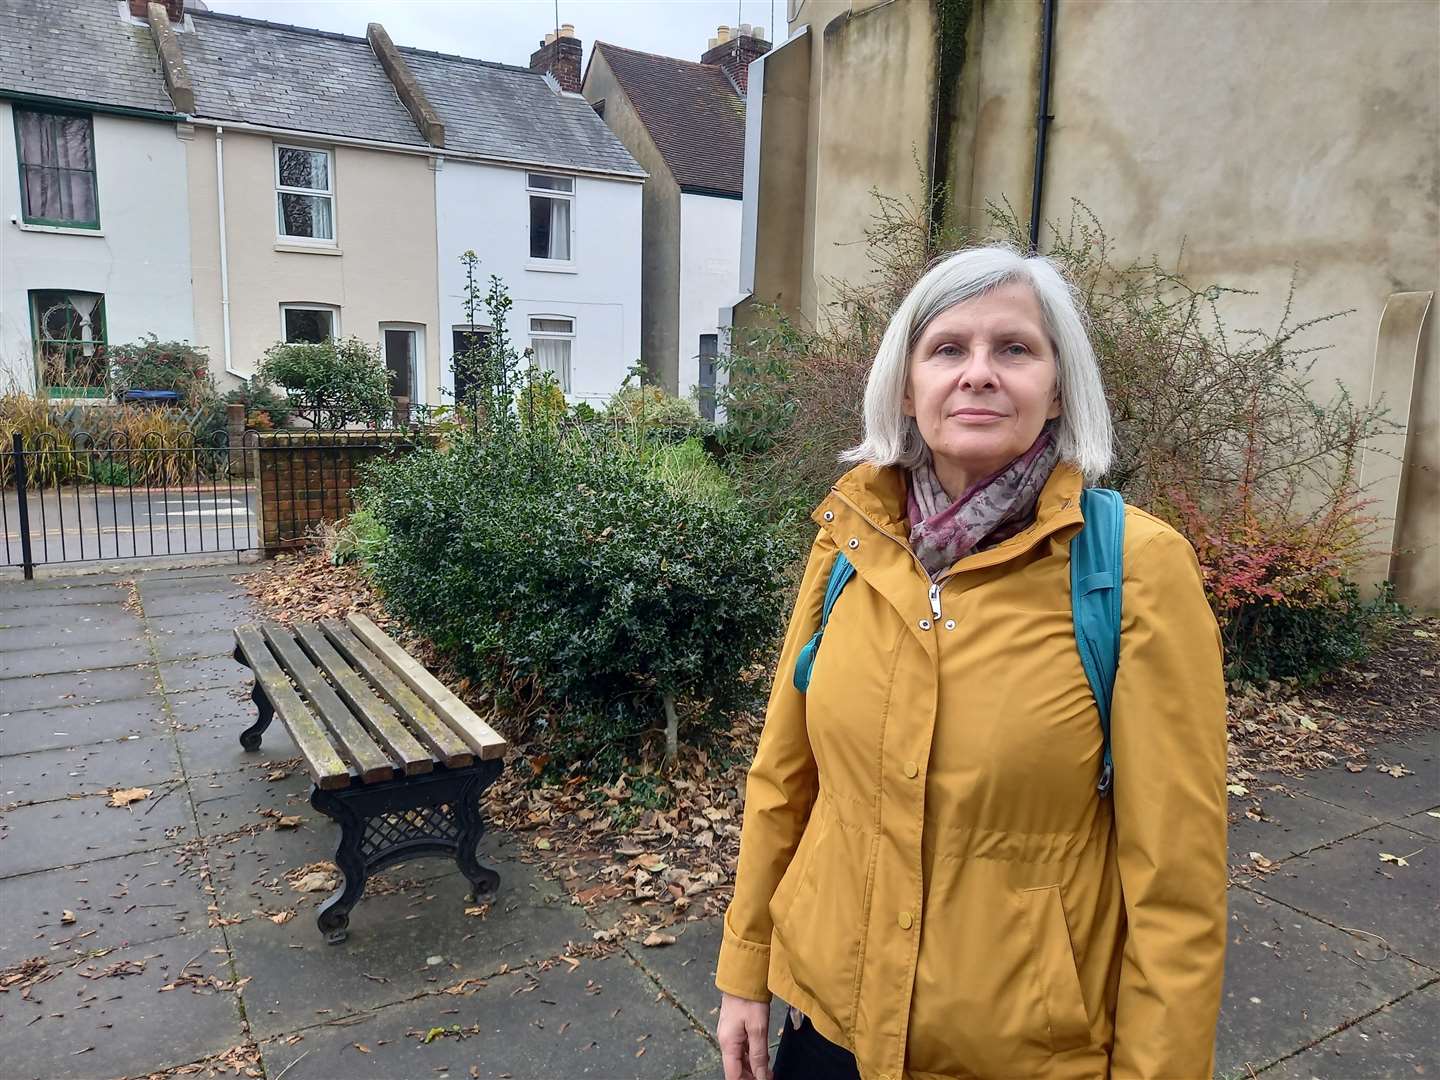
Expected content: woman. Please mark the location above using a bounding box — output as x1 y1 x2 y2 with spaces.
714 245 1228 1080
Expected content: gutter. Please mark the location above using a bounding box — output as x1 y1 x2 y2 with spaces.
0 89 183 123
1028 0 1056 252
184 117 646 183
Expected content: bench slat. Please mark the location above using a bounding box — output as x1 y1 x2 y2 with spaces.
294 622 434 777
345 614 507 762
262 624 395 785
234 626 350 790
320 619 475 769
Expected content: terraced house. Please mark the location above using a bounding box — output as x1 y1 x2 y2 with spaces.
0 0 644 406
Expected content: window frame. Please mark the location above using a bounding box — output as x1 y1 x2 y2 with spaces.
528 314 575 394
274 143 337 246
29 289 108 397
450 323 493 404
279 302 340 344
379 321 424 403
525 172 576 268
13 106 101 230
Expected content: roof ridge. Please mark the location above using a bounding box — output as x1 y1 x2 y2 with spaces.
594 40 721 74
190 9 371 46
396 44 536 77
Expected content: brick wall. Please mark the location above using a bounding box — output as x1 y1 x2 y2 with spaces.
257 431 433 553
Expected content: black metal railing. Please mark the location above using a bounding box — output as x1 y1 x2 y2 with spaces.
3 429 261 578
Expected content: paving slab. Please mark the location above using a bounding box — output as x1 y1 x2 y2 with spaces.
147 609 250 640
0 927 245 1080
623 916 787 1050
158 653 246 696
0 664 158 713
1264 983 1440 1079
231 853 589 1038
1243 824 1440 971
255 953 717 1080
0 582 129 609
153 626 239 663
0 695 166 755
0 600 131 632
1400 808 1440 841
0 734 181 805
138 565 254 589
1214 889 1435 1076
141 589 254 619
0 845 211 955
0 788 195 877
1295 740 1439 822
170 689 299 776
0 612 145 651
0 637 155 680
1228 791 1384 867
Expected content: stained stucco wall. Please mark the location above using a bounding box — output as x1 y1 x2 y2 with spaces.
186 128 440 400
583 51 681 392
963 0 1439 606
0 105 194 392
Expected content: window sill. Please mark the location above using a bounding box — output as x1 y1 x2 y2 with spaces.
275 242 342 256
526 260 578 274
12 218 104 237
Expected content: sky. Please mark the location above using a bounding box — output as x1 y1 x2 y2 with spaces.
203 0 785 69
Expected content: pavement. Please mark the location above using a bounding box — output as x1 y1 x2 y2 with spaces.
0 565 1436 1080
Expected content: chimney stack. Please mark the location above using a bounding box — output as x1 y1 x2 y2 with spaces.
129 0 184 21
530 23 583 93
701 24 771 97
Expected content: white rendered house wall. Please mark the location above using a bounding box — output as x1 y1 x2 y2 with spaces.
434 159 642 407
677 192 742 409
0 104 194 393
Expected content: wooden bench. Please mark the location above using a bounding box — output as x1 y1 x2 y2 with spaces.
233 613 508 943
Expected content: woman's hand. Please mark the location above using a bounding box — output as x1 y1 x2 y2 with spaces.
717 991 774 1080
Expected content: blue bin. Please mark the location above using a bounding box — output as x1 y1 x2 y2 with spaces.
121 389 181 404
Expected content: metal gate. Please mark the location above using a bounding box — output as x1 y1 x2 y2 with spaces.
3 429 261 578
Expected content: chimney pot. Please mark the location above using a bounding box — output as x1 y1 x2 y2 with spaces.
544 31 556 44
755 25 766 40
739 22 752 37
529 24 583 94
560 22 575 37
715 25 730 43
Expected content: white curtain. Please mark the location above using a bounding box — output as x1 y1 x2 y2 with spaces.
67 293 99 357
532 337 571 393
547 198 571 260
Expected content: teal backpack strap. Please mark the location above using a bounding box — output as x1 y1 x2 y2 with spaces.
793 552 857 692
1072 488 1126 797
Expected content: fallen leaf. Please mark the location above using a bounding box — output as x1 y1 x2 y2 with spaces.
1345 762 1367 773
1298 716 1319 732
1226 784 1249 797
353 1044 371 1054
1379 852 1410 868
266 769 290 781
275 815 303 830
292 871 336 893
268 910 296 925
108 787 152 808
1377 764 1413 778
535 838 552 850
60 910 76 925
641 932 676 948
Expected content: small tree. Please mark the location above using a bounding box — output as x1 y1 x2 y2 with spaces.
108 336 214 407
257 336 392 429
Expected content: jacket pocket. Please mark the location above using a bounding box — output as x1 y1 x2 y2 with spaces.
1018 884 1092 1053
769 800 828 930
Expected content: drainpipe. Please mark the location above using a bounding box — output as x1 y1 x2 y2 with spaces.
1028 0 1056 253
215 124 238 377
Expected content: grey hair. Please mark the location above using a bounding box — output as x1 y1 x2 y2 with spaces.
840 244 1114 480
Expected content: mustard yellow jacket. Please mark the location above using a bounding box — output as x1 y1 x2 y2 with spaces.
716 462 1228 1080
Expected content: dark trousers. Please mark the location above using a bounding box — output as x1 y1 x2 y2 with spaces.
772 1012 862 1080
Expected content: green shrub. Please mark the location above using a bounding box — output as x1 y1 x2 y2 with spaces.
605 384 711 444
516 368 568 432
1222 581 1403 685
257 337 393 429
326 506 388 567
226 377 294 428
108 336 214 406
640 437 736 508
359 431 785 772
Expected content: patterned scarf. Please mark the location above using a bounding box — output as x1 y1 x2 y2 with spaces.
906 419 1061 579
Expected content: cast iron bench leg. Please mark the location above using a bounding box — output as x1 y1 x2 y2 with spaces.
310 785 368 944
306 764 503 943
235 647 274 752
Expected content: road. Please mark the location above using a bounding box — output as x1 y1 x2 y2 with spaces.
1 483 259 568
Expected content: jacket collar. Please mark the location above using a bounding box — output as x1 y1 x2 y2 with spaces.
814 460 1087 575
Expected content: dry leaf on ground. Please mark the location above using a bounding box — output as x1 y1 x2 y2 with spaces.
108 787 152 807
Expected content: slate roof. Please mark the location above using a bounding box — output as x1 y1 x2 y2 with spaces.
400 47 644 178
592 43 745 196
0 0 177 115
181 11 427 146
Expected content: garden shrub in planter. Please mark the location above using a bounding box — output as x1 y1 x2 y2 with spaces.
108 336 214 406
360 432 786 772
226 377 294 429
257 337 392 429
